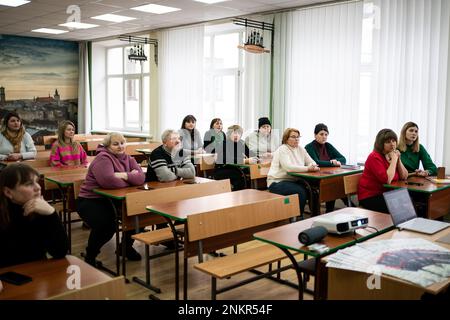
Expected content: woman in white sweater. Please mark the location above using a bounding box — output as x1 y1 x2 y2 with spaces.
0 111 36 161
267 128 319 218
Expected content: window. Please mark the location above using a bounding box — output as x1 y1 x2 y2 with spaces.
106 45 150 133
203 28 244 131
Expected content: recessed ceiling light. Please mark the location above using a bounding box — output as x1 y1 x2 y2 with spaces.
193 0 230 4
0 0 30 7
59 22 99 29
31 28 68 35
131 4 180 14
91 13 136 23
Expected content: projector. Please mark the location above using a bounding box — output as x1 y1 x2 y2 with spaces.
311 214 369 235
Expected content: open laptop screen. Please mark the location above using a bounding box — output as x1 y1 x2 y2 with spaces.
383 188 417 225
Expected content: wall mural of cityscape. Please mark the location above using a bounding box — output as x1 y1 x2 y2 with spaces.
0 35 78 145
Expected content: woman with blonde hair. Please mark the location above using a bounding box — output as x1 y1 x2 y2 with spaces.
77 132 145 265
0 111 36 161
267 128 319 218
49 120 88 167
398 121 437 177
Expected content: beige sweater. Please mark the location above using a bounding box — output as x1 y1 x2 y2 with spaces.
267 144 316 187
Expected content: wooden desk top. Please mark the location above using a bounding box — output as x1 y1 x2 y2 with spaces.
384 176 450 193
94 176 215 200
325 226 450 295
0 255 112 300
45 173 87 187
135 148 153 155
254 207 394 257
147 189 288 222
288 166 363 180
36 164 90 177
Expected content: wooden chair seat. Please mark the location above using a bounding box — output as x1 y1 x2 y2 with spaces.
194 244 300 279
132 225 184 245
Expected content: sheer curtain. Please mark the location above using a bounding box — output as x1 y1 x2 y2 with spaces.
273 2 363 163
78 41 92 134
158 26 204 136
367 0 450 166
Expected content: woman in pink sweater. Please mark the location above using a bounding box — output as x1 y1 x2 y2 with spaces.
77 132 145 265
49 120 87 167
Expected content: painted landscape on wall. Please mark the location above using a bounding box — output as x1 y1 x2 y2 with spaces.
0 35 78 144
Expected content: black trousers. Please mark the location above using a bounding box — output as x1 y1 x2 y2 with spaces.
77 197 135 259
214 165 246 191
359 195 389 214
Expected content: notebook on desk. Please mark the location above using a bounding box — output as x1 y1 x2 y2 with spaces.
383 188 450 235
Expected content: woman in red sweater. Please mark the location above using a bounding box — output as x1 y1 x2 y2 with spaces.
358 129 408 213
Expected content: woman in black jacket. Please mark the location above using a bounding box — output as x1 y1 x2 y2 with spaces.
0 163 68 268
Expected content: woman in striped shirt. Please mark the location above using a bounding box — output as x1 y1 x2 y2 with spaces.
49 120 88 167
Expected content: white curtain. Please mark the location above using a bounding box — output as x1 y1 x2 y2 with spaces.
242 15 273 132
158 26 204 136
273 2 363 163
77 41 92 134
368 0 450 166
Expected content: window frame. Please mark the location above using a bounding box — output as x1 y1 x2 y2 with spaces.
105 44 150 133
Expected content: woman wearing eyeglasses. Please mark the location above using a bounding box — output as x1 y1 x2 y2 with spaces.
267 128 319 219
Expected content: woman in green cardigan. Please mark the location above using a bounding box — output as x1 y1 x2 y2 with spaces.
305 123 347 212
398 121 437 177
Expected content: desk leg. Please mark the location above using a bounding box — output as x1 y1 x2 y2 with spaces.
57 185 71 254
279 248 304 300
165 217 181 301
104 198 121 277
314 258 327 300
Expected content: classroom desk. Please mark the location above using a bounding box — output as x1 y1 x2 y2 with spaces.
146 189 298 300
384 176 450 219
93 177 219 277
0 255 121 300
225 162 272 189
326 227 450 299
253 207 394 300
135 148 153 156
288 166 363 215
45 173 87 253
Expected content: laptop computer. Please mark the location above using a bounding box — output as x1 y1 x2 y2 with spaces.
383 188 450 234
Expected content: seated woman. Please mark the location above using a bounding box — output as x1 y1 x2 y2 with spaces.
305 123 347 212
0 111 36 161
49 120 88 167
0 163 68 268
214 125 258 191
178 115 203 156
398 121 437 177
203 118 226 154
245 117 278 162
146 129 196 182
267 128 319 218
358 129 408 213
77 132 145 265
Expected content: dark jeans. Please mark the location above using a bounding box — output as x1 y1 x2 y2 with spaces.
359 195 389 214
325 198 350 213
269 180 308 217
77 197 136 260
214 165 246 191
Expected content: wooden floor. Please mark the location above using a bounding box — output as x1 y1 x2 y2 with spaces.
70 209 322 300
70 199 450 300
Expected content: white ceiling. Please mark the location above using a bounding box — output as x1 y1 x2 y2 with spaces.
0 0 329 41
